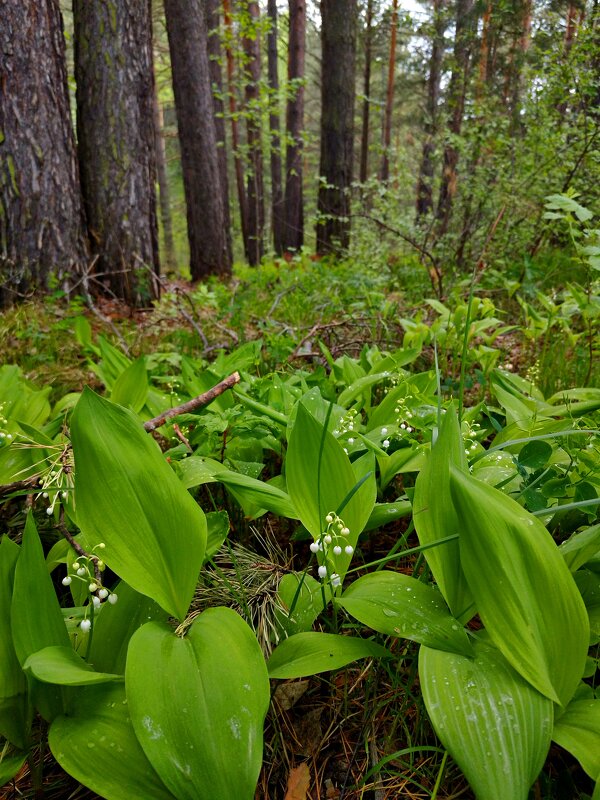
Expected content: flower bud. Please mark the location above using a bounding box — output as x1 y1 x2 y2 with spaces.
62 576 72 586
80 619 91 633
333 545 342 556
309 542 320 553
108 593 118 605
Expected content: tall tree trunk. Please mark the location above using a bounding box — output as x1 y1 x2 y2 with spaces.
508 0 532 135
73 0 159 305
476 0 492 102
416 0 445 219
359 0 374 184
266 0 284 254
380 0 399 183
153 92 176 272
241 0 265 265
435 0 474 238
316 0 357 254
223 0 249 254
164 0 231 280
0 0 88 307
205 0 233 266
282 0 306 253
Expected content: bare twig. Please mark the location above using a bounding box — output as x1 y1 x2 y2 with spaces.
143 372 241 432
0 475 40 498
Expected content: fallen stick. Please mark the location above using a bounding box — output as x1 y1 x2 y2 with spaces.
143 371 241 432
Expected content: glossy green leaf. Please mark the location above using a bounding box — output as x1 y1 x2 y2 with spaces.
518 440 553 470
267 632 390 679
420 637 553 800
0 536 28 748
11 516 71 723
204 511 230 561
0 751 27 786
287 402 376 540
24 646 122 686
364 500 412 531
11 515 70 665
126 610 269 800
49 683 175 800
559 524 600 572
413 407 473 620
553 699 600 780
71 389 206 621
217 470 297 518
276 573 323 636
111 356 148 414
450 468 589 706
337 571 473 656
0 537 25 698
87 581 168 675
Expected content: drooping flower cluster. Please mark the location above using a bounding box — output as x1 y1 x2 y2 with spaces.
61 543 118 631
310 511 355 588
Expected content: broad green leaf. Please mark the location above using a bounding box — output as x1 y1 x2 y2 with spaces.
71 389 206 621
87 580 168 675
287 402 376 540
11 515 71 723
11 515 70 665
0 537 25 697
364 500 412 531
413 407 473 621
450 468 589 706
204 511 230 561
337 571 473 657
377 445 427 489
111 356 148 414
420 637 553 800
92 336 132 390
518 440 552 470
338 372 391 408
0 536 28 748
276 573 323 636
127 610 269 800
24 646 122 686
574 569 600 637
559 524 600 572
552 699 600 780
217 470 298 519
49 683 175 800
267 632 390 679
0 751 27 786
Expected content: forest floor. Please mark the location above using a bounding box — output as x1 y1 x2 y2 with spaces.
1 255 598 800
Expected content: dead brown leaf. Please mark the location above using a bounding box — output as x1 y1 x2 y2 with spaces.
284 763 311 800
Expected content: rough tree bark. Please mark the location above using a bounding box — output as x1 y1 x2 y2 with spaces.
223 0 249 253
316 0 357 254
435 0 474 238
205 0 233 265
416 0 446 219
73 0 159 304
241 0 265 265
266 0 284 254
282 0 306 253
0 0 88 306
164 0 231 280
359 0 374 184
380 0 399 183
153 92 176 272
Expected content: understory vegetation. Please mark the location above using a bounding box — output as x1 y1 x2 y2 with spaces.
0 198 599 800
